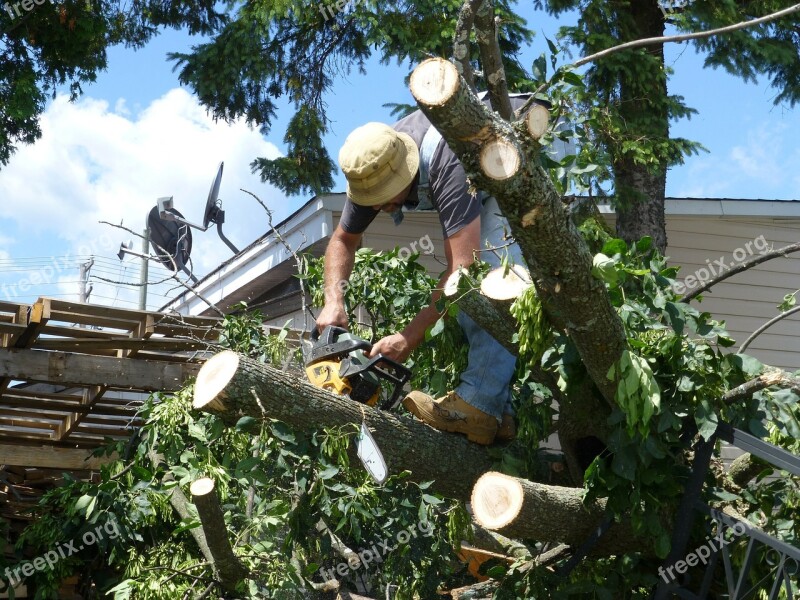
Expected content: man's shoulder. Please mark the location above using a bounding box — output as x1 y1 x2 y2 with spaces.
393 111 431 148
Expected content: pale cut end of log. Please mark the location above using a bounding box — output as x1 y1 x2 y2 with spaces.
479 139 520 181
193 350 240 412
410 58 461 107
525 104 550 139
190 477 216 498
444 267 469 298
471 472 525 531
480 265 531 301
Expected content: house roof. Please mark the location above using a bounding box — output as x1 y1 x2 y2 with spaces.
162 194 800 316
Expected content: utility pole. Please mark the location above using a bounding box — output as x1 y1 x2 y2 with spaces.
139 228 149 310
79 258 94 303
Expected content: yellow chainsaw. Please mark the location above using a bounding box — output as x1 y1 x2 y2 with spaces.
305 326 412 410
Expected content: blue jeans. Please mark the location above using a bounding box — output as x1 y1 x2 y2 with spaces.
454 196 522 421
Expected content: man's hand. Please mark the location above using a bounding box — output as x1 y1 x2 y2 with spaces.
368 333 412 363
316 303 348 332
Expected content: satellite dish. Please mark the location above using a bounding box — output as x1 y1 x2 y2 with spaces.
147 205 197 282
151 162 239 255
203 162 224 228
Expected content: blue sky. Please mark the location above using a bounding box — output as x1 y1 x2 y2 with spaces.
0 5 798 310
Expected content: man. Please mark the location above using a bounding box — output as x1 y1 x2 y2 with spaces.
316 108 524 445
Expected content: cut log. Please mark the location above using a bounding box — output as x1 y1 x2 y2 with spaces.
147 450 214 566
193 351 494 500
411 57 627 406
443 269 518 356
480 265 531 301
525 103 550 139
471 471 649 555
479 139 520 181
190 477 248 591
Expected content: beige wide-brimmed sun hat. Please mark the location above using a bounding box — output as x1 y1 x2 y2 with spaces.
338 122 419 206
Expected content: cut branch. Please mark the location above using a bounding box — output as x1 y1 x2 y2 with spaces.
190 477 249 591
471 471 650 554
411 57 627 405
147 450 214 567
525 103 550 140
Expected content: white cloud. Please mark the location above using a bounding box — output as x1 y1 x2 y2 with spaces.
670 120 800 199
0 88 306 309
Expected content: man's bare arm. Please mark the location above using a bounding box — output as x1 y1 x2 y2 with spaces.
316 225 362 331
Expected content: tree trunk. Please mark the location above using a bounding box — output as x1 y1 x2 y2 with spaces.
409 57 627 406
612 0 669 254
190 477 249 591
471 471 651 555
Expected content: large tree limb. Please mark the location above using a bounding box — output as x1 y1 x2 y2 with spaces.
193 352 655 557
410 57 626 405
471 471 651 555
193 351 494 500
189 477 249 592
722 370 800 405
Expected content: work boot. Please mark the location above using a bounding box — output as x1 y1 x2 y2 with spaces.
402 391 498 445
496 413 517 443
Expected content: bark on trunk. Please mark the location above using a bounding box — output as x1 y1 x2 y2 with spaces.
190 477 249 591
409 57 627 406
612 1 669 254
471 471 651 555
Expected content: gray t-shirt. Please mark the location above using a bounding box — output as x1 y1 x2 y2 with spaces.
339 110 480 239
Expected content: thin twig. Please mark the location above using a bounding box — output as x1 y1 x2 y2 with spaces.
574 3 800 68
738 304 800 354
682 240 800 302
241 189 311 336
99 220 224 316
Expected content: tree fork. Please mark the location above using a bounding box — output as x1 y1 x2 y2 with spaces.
410 57 626 406
190 477 249 591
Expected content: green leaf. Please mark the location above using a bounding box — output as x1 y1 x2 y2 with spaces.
426 317 445 340
235 416 258 431
611 447 637 481
591 253 619 286
655 533 671 558
694 400 719 441
727 354 764 378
